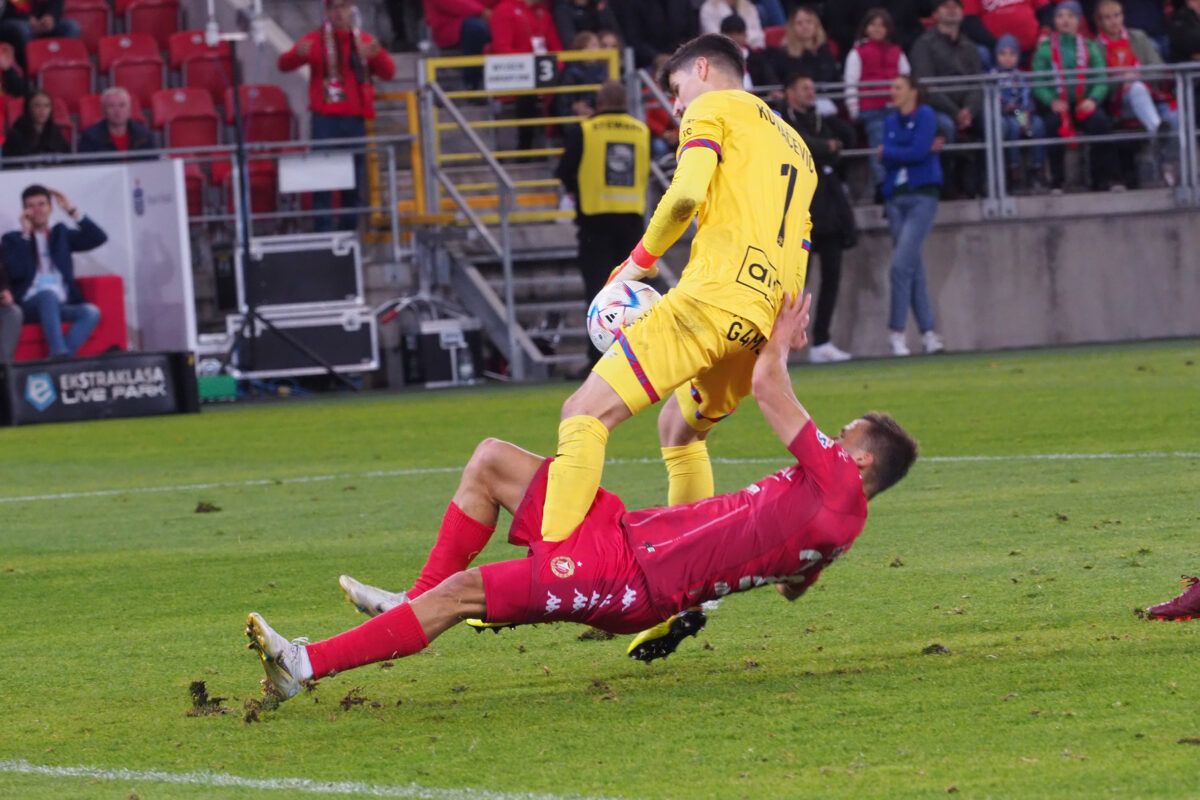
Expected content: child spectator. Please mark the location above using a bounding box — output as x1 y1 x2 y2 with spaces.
699 0 766 49
766 5 841 85
558 31 608 117
3 89 70 160
992 34 1047 189
844 8 911 194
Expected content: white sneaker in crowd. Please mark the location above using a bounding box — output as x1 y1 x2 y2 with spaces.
922 331 945 354
889 332 911 357
809 342 852 363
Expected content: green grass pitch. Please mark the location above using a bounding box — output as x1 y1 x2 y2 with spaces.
1 340 1198 799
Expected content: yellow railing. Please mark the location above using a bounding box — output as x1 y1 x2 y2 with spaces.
423 49 623 226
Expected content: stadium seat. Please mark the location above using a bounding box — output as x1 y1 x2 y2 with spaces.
64 0 112 55
169 30 233 107
224 84 294 143
184 161 206 216
78 92 148 130
99 34 165 109
25 38 94 114
764 25 786 49
124 0 182 50
151 87 220 147
14 275 128 361
211 158 279 214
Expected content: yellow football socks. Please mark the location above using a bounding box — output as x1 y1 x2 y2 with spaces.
541 415 610 542
662 441 713 507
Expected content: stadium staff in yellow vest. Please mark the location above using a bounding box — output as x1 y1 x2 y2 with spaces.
555 80 651 334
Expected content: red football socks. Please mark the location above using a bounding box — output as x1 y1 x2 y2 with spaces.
306 602 428 679
408 502 494 598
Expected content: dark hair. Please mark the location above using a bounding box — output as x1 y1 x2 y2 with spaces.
12 91 68 154
595 79 627 112
860 412 918 496
856 8 896 43
785 72 814 90
660 33 746 91
22 184 51 204
720 13 747 34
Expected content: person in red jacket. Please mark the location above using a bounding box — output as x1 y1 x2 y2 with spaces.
490 0 562 151
279 0 396 232
422 0 496 89
961 0 1055 56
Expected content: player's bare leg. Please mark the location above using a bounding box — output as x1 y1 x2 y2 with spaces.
541 373 633 542
249 569 488 702
343 439 545 616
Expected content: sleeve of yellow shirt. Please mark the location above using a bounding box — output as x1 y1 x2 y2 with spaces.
641 145 718 257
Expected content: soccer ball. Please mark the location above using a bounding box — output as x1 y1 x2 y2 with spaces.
586 280 662 353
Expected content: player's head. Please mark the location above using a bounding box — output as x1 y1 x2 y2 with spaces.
661 33 747 116
835 412 918 499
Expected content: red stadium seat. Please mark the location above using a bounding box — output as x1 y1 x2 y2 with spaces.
224 84 294 143
211 158 279 214
151 87 220 147
52 95 75 145
764 25 786 49
25 38 94 113
5 96 24 127
184 161 206 216
64 0 112 55
99 34 165 109
125 0 181 50
169 31 234 106
15 275 128 361
78 92 148 130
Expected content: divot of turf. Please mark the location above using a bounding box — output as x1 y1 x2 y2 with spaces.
185 681 229 716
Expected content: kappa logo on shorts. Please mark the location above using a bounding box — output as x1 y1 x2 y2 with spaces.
735 246 781 301
550 556 576 579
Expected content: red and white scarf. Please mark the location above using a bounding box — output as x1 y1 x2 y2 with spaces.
1050 33 1089 139
321 20 368 106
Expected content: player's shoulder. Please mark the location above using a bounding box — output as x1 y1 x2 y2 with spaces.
684 89 766 120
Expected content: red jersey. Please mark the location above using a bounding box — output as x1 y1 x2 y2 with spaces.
622 421 868 617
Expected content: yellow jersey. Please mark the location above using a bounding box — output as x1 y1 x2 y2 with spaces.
673 89 816 335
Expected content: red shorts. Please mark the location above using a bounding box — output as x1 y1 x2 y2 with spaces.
478 459 662 635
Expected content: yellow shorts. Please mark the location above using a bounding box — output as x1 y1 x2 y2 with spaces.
592 290 766 432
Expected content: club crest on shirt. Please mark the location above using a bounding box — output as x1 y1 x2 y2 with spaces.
550 556 575 579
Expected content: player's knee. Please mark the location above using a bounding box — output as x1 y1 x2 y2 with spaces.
464 438 506 483
440 568 486 611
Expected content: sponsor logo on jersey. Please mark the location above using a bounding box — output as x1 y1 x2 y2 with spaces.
550 556 575 579
815 429 834 449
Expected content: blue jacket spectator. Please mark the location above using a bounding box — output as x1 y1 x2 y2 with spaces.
77 87 156 157
880 99 944 199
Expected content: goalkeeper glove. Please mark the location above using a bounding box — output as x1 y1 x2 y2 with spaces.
606 240 659 285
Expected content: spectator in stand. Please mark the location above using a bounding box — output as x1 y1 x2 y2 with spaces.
0 261 21 363
422 0 495 89
962 0 1054 57
279 0 396 232
1094 0 1177 183
753 0 787 28
878 75 945 358
2 185 106 359
765 6 841 85
0 0 82 70
3 90 70 161
720 14 772 87
491 0 562 152
1171 0 1200 81
824 0 930 54
992 34 1047 189
910 0 985 198
554 80 649 365
553 0 621 47
610 0 697 68
1032 1 1120 191
844 8 911 194
0 43 29 103
557 31 608 116
1086 0 1169 55
777 74 857 364
78 87 156 157
699 0 766 50
645 53 679 162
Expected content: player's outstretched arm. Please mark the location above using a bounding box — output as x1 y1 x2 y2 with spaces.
608 146 719 285
751 292 813 447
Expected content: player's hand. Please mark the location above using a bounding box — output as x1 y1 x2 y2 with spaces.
606 241 659 285
763 292 812 360
775 582 805 601
0 289 12 306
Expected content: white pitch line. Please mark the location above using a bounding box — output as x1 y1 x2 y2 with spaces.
0 452 1196 506
0 759 622 799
